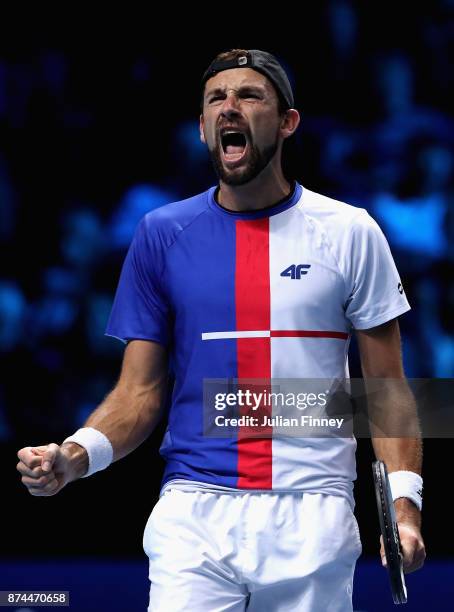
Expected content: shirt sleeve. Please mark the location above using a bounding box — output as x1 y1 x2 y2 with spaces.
343 210 411 330
105 214 171 345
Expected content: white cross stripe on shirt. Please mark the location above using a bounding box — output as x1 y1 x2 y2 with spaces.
201 330 349 340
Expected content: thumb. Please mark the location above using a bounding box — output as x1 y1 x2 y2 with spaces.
40 443 60 472
379 535 387 568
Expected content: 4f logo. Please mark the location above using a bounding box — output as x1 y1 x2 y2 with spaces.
280 264 311 279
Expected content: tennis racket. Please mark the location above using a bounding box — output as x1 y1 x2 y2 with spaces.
372 460 407 605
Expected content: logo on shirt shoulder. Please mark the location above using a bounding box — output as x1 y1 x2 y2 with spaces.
398 282 404 294
280 264 311 280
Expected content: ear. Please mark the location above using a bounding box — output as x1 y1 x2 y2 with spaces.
280 109 300 140
199 114 206 144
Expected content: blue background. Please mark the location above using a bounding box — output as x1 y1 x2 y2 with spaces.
1 4 453 610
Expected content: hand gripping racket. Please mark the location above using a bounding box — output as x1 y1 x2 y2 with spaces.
372 460 407 605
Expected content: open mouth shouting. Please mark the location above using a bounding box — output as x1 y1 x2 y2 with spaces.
220 128 249 166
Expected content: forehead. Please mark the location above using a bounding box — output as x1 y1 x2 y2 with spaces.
204 67 274 95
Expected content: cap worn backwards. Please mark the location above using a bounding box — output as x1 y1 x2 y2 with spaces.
202 50 294 110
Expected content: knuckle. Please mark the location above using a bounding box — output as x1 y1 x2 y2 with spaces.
17 447 28 460
45 444 57 457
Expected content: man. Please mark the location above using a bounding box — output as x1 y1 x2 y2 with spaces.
17 49 425 611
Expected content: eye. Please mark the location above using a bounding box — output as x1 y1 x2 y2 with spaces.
209 95 224 103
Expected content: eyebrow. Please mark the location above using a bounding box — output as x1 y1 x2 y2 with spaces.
205 85 266 99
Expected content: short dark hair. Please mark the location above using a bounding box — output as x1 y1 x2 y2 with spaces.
201 48 289 115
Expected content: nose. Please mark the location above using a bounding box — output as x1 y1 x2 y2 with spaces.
220 91 241 118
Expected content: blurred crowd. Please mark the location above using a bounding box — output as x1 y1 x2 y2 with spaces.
0 2 453 443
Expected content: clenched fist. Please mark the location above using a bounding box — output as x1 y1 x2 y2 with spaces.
17 443 88 496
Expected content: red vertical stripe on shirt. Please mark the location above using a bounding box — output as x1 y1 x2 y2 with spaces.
235 218 272 489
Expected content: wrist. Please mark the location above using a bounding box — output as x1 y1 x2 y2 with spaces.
60 442 89 481
388 470 423 512
62 427 113 477
395 497 421 529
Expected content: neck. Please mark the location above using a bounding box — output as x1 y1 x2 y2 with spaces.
217 161 292 212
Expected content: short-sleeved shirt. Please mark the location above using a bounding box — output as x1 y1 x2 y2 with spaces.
105 182 410 504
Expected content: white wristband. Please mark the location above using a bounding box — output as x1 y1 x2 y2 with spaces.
63 427 113 478
388 470 423 511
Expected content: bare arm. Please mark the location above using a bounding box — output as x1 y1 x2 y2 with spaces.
17 339 169 492
356 319 422 476
78 339 169 461
356 318 425 572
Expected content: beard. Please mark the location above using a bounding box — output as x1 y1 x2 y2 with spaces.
208 129 279 186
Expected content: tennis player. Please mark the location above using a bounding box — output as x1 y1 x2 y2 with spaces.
17 49 425 611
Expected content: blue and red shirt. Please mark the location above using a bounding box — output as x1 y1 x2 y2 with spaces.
106 182 410 502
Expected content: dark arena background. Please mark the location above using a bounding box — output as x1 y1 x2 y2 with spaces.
1 4 453 611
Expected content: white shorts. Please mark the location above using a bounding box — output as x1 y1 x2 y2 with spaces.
143 488 362 612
